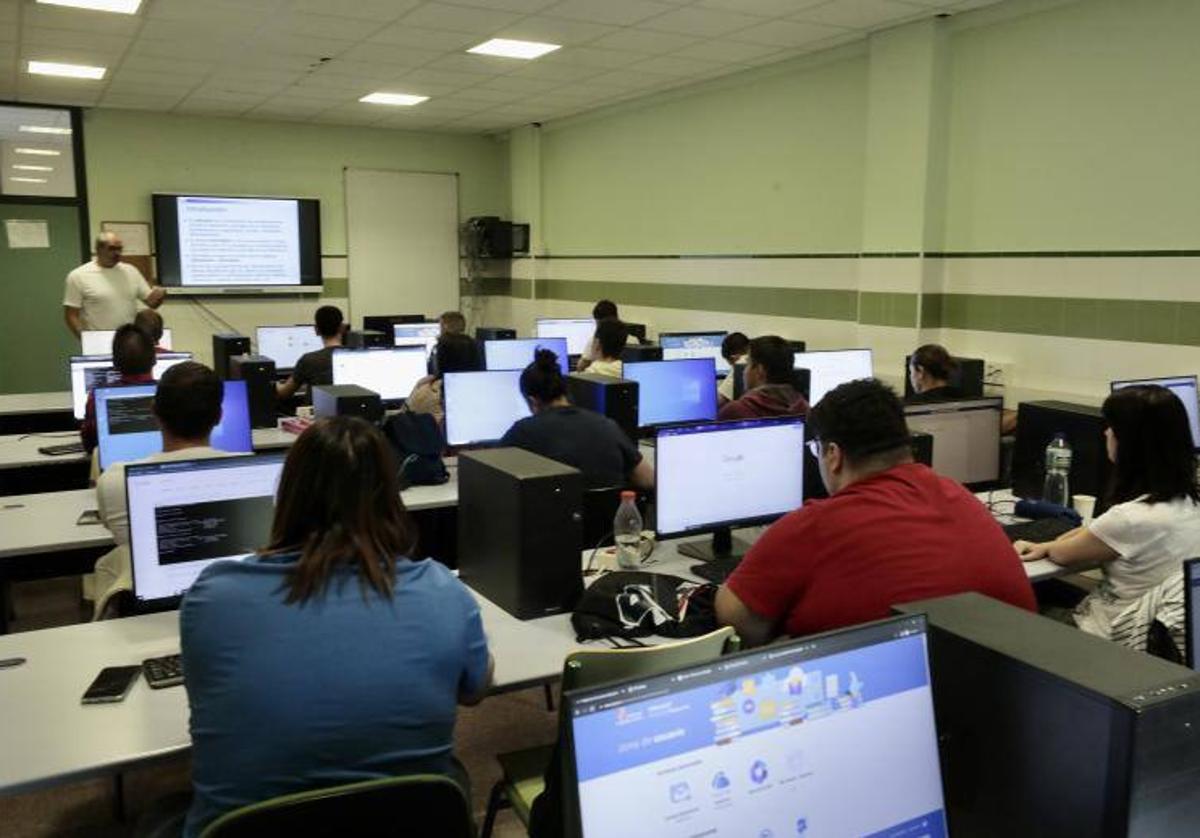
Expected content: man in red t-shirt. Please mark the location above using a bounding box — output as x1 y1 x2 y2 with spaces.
716 378 1036 646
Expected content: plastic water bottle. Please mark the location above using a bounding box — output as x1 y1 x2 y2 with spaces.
1042 433 1072 507
614 491 644 570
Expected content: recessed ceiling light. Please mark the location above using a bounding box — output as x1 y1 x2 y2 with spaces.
467 38 561 60
36 0 142 12
15 147 62 156
19 124 73 135
26 60 106 80
12 164 54 172
10 177 49 184
359 92 429 106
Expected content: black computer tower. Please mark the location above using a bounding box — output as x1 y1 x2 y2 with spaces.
567 373 639 442
230 355 277 429
621 344 662 363
312 384 383 423
788 340 807 353
344 329 389 349
457 448 583 620
911 431 933 467
903 355 986 398
625 322 648 344
476 327 516 341
212 333 251 380
895 593 1200 837
1012 400 1111 509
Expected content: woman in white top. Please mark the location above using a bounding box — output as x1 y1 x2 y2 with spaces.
1015 385 1200 639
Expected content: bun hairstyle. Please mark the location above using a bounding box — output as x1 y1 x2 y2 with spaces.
519 348 567 404
911 344 958 382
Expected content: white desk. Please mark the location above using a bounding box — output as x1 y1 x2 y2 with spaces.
0 391 72 417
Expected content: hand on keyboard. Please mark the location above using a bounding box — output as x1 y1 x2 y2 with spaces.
1013 540 1051 562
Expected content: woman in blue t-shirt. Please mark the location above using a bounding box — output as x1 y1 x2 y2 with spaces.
180 416 492 837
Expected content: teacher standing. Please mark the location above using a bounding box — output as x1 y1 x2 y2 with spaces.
63 232 165 338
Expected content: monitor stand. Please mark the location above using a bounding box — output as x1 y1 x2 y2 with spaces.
676 527 751 563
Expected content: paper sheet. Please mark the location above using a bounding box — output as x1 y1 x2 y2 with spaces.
4 219 50 249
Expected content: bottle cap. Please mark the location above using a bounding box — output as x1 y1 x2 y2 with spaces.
620 490 636 500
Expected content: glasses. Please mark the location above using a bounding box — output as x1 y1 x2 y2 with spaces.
807 439 822 458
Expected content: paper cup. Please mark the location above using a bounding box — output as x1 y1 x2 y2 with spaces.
1073 494 1097 524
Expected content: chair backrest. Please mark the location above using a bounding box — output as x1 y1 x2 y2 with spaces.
561 626 739 693
199 774 473 838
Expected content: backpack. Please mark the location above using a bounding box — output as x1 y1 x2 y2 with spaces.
381 412 450 489
571 571 719 642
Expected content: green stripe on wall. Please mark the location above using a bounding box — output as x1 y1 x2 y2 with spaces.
321 277 348 298
460 277 533 298
858 292 918 328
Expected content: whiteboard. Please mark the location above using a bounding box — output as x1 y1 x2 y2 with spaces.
344 169 459 325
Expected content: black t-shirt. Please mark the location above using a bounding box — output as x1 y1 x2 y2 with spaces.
500 406 642 489
905 384 963 404
293 346 336 389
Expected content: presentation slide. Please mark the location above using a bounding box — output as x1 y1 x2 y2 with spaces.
485 338 569 374
443 370 531 446
176 196 301 287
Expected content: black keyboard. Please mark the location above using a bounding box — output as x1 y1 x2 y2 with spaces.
691 558 742 585
38 442 84 456
143 654 184 689
1002 517 1077 544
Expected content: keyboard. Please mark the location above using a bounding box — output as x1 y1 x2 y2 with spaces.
1002 517 1077 544
38 441 84 456
690 558 742 585
142 654 184 689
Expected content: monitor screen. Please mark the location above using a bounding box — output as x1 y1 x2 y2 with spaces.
564 614 946 838
794 349 874 405
623 358 718 428
95 380 254 471
69 352 193 420
660 332 730 375
331 346 428 402
535 318 595 356
904 398 1003 488
442 370 531 446
128 453 285 605
81 328 173 355
256 325 324 370
484 337 569 375
656 416 805 538
1186 559 1200 670
393 322 441 356
1111 375 1200 449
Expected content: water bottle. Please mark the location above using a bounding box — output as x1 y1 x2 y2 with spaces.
1042 433 1072 507
614 491 644 570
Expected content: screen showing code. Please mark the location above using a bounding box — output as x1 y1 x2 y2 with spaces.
107 396 157 435
154 496 274 565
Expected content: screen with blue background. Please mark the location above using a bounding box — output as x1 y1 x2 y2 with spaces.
624 358 718 427
485 337 570 375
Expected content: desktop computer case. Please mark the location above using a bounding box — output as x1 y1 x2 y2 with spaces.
566 373 639 443
458 448 584 620
212 333 251 380
230 354 277 429
896 593 1200 837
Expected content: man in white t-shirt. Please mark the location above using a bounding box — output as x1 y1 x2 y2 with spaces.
63 232 166 337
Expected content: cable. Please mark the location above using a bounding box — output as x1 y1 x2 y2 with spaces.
583 529 614 576
188 297 239 335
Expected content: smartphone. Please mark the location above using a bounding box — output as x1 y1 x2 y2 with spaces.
81 666 141 704
76 509 102 526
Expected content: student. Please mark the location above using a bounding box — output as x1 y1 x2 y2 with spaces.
439 310 467 336
1014 385 1200 640
717 335 808 421
579 318 628 377
578 299 638 371
717 331 750 405
502 349 653 490
180 416 492 836
133 308 170 354
93 362 230 618
276 305 345 399
405 333 483 427
716 378 1035 646
80 324 156 453
906 344 962 402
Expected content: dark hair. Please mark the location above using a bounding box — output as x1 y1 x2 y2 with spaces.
265 416 418 604
593 299 618 321
434 333 482 376
314 305 344 339
594 319 629 358
808 378 911 464
154 362 223 439
520 349 567 404
1102 385 1200 505
112 324 155 375
748 336 795 385
911 344 957 382
722 332 750 363
133 309 164 343
440 311 466 334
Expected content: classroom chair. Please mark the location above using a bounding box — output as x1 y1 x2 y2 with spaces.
480 626 740 838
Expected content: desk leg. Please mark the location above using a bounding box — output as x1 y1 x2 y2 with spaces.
543 683 555 712
112 772 126 822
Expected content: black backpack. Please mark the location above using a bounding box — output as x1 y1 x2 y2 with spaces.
381 412 450 489
571 571 718 642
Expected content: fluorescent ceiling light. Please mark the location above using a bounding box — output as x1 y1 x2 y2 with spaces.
26 60 106 80
15 147 62 156
19 124 73 135
10 177 49 184
468 38 561 60
359 92 429 106
37 0 141 11
12 164 54 172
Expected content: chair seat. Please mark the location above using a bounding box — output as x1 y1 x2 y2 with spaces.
497 743 554 825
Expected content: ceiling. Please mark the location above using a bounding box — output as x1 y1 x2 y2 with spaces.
0 0 1004 134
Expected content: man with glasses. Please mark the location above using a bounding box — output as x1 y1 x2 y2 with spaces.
64 232 165 338
716 377 1035 647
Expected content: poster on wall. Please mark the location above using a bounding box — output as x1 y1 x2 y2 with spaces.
4 219 50 249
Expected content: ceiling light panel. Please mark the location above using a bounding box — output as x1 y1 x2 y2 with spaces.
19 124 73 134
360 92 430 106
467 38 561 59
36 0 142 13
15 148 62 156
26 60 107 79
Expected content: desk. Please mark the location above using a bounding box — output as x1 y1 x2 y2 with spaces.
0 428 300 472
0 392 74 435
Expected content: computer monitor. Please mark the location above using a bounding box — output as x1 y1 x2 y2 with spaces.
128 452 285 608
68 352 193 420
1186 558 1200 670
535 318 595 357
81 328 174 355
255 325 324 371
484 337 570 375
442 370 531 447
903 397 1003 489
363 314 426 334
793 349 874 405
622 358 718 430
563 614 946 838
659 331 730 375
903 355 985 399
392 321 441 356
1111 375 1200 449
656 416 805 561
94 380 254 471
331 346 428 404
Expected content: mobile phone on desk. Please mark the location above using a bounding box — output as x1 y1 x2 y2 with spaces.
81 665 141 704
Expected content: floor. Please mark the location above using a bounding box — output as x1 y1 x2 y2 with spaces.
1 578 553 837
